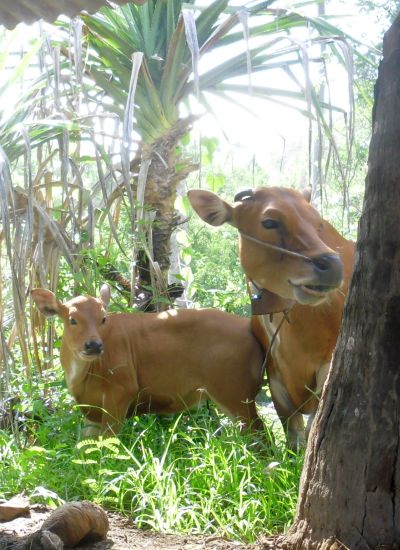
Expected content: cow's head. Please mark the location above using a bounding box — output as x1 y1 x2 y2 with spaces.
188 187 344 307
32 285 111 361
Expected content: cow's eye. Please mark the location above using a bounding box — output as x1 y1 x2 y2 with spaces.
69 318 78 325
101 317 106 325
262 218 280 230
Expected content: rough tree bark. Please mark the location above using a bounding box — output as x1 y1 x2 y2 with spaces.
142 117 197 281
134 117 198 310
282 15 400 550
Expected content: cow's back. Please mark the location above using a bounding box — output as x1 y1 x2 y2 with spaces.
103 308 263 382
96 308 264 420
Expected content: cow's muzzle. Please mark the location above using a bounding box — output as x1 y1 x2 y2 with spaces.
289 253 344 304
81 339 104 358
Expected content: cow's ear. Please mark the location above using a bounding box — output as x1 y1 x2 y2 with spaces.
99 284 111 309
302 186 312 203
31 288 63 317
187 190 232 226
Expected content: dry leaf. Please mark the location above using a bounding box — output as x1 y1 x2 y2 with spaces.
0 495 30 521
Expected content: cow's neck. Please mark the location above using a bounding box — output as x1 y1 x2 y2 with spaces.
260 309 290 353
249 281 295 316
61 345 94 398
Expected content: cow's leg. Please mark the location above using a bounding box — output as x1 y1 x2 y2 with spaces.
269 375 306 450
210 396 264 438
101 387 134 436
207 385 264 433
81 417 102 439
227 398 264 432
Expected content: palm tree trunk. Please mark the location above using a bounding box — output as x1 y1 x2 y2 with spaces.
139 117 198 307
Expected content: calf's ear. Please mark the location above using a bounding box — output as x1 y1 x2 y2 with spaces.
31 289 62 317
99 284 111 309
187 189 232 226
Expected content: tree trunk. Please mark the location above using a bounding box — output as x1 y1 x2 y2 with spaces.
282 15 400 550
138 117 197 308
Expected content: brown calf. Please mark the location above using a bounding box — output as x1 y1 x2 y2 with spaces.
188 186 355 449
32 286 264 437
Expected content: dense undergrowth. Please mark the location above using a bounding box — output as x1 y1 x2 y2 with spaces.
0 379 302 542
0 172 305 543
0 0 382 541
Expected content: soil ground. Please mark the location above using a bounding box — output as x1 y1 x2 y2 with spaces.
0 505 279 550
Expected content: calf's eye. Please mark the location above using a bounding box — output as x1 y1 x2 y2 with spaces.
69 318 77 326
101 317 106 325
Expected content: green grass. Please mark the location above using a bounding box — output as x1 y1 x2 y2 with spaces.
0 386 302 543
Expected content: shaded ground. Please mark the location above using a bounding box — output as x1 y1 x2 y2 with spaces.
0 506 279 550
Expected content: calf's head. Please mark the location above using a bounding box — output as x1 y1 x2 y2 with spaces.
188 187 344 306
32 285 111 361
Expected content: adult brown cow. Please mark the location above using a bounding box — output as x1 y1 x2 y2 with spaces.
188 186 354 449
32 285 264 437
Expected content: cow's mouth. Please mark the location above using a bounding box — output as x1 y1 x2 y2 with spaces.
78 350 103 361
289 281 336 304
301 284 335 296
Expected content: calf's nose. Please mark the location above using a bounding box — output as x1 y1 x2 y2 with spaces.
84 339 103 355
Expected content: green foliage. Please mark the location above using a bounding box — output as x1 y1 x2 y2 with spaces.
0 382 302 542
80 0 355 138
0 3 381 543
188 220 249 314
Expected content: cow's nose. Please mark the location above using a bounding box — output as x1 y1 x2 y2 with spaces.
84 340 103 355
311 254 343 284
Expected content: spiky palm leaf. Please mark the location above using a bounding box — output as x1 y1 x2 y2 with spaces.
77 0 365 290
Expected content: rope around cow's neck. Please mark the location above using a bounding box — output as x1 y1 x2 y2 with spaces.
257 308 291 390
260 306 293 388
239 231 312 262
239 231 311 389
